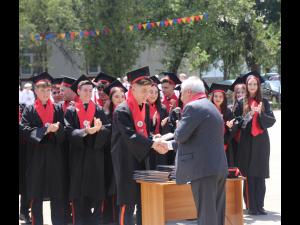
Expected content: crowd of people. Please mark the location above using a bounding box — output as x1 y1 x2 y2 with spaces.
19 67 276 225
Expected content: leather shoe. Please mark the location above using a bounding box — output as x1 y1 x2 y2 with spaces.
19 213 32 224
248 210 259 215
258 208 268 215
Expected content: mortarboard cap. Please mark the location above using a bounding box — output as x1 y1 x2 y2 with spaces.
52 78 63 85
62 76 76 87
126 66 150 83
161 72 182 85
70 75 95 95
32 72 54 85
103 80 128 96
202 79 210 92
94 72 116 84
150 76 161 85
229 76 245 91
241 71 265 84
209 83 230 94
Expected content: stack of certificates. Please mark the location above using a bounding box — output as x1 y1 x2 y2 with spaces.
133 170 171 182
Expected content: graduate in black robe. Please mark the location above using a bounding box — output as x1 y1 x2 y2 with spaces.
58 76 79 224
209 83 236 167
234 71 276 215
64 75 111 225
148 76 172 169
111 66 167 225
100 80 127 224
19 104 31 224
20 72 66 225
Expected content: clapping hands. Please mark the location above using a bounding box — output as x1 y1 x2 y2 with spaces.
85 117 102 135
46 122 60 134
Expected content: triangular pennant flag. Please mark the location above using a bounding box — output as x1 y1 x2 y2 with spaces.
204 13 208 20
34 34 40 41
168 19 173 26
142 23 147 29
129 25 134 31
79 31 84 38
190 16 195 22
138 24 142 30
160 21 164 27
30 34 35 42
84 31 89 37
70 32 75 40
65 32 70 40
164 20 169 26
177 18 182 24
58 33 65 39
133 24 138 30
181 17 187 23
156 21 161 27
96 30 100 36
173 19 177 25
186 17 191 23
74 32 79 37
194 15 200 22
150 22 155 28
146 23 152 29
89 30 96 37
200 15 204 20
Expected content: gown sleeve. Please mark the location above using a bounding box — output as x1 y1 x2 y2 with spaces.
259 98 276 129
21 105 48 144
113 108 153 162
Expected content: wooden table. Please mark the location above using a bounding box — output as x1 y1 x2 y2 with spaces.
137 177 244 225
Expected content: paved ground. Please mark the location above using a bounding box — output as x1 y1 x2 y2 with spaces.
19 110 281 225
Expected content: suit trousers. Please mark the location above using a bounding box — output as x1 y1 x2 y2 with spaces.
191 175 226 225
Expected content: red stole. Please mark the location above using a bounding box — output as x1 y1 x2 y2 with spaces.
162 93 178 113
149 103 161 134
34 99 54 126
126 89 148 137
183 92 207 109
75 99 96 129
63 101 69 113
249 98 264 136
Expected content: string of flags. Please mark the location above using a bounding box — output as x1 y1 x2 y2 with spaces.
22 13 208 42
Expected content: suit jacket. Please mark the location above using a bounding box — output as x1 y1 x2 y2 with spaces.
172 98 228 184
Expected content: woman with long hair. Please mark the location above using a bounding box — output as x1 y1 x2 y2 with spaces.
209 83 236 167
148 76 172 168
234 71 276 215
102 80 127 224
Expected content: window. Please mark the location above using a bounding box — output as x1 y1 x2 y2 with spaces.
20 54 32 75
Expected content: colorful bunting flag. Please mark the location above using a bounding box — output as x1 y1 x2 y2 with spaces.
29 13 208 42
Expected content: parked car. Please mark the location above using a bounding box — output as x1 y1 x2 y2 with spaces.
262 72 281 81
261 80 281 103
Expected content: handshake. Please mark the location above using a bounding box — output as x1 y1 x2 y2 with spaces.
151 134 170 155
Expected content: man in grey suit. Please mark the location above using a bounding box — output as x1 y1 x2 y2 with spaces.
161 76 228 225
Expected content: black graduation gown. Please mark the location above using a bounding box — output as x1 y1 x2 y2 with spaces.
64 104 111 201
223 107 235 167
21 103 66 199
234 98 276 178
19 123 27 195
149 104 170 169
111 102 153 206
103 112 116 196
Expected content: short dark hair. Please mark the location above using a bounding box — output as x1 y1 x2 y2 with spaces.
161 78 173 85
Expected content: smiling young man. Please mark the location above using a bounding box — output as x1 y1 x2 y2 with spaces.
64 75 111 225
111 66 167 225
21 72 66 225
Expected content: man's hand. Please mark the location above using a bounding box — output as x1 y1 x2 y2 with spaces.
46 122 60 134
226 119 235 129
94 117 102 132
85 126 97 135
152 140 169 154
